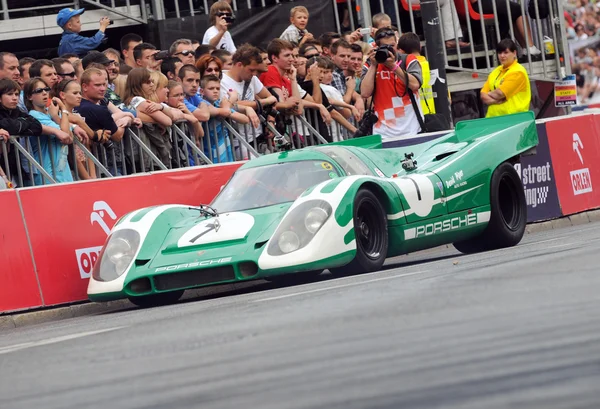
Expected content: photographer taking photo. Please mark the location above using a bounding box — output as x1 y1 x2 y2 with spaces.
203 1 237 53
360 28 422 141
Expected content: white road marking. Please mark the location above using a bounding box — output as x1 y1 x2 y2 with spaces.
253 271 427 302
0 327 125 355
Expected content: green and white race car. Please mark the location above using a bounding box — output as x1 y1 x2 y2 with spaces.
88 112 538 307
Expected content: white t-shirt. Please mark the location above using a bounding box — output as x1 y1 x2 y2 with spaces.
203 26 237 52
321 84 345 142
220 73 265 143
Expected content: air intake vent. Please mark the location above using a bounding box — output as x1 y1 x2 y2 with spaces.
153 266 235 291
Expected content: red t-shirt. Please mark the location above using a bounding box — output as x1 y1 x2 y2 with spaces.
259 65 292 100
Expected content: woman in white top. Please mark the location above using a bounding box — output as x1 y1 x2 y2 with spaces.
202 1 237 53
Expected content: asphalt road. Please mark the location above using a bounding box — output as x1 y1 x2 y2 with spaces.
2 223 600 409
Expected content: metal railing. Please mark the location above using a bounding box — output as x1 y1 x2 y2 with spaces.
0 109 353 188
345 0 569 92
0 0 146 24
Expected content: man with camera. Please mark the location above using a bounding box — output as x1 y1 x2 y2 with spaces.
360 28 423 140
57 8 112 57
203 1 237 53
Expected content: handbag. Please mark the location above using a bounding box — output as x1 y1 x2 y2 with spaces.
352 69 378 138
401 60 450 133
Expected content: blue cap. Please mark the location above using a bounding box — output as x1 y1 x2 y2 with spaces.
57 8 85 28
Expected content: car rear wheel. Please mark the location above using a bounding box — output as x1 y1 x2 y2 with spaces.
128 290 184 308
453 162 526 254
331 188 388 275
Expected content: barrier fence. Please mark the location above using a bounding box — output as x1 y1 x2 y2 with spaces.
1 113 599 313
0 108 356 188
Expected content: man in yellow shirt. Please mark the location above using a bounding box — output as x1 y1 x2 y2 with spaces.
481 39 531 117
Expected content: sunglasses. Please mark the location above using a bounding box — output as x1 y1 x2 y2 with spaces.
205 67 220 73
304 52 320 59
58 71 76 78
32 87 51 94
176 50 194 56
375 30 396 40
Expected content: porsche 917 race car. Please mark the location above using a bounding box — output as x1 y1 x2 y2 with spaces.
88 112 538 307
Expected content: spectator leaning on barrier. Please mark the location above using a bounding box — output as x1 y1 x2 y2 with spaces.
123 68 173 166
178 64 211 123
76 68 136 175
166 80 203 143
361 28 423 140
120 33 143 74
0 78 43 186
18 60 60 112
0 53 20 82
55 79 97 180
203 1 237 53
331 40 365 117
259 39 302 113
480 38 531 118
57 8 111 57
24 77 74 185
220 44 274 158
170 39 196 65
202 74 249 163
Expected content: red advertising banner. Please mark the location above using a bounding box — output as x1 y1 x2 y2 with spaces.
0 190 43 312
546 115 600 215
18 163 241 306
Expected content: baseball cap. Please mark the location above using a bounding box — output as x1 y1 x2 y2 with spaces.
57 8 85 28
82 51 115 69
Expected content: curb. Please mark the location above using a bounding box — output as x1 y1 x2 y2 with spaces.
0 282 261 330
3 210 600 330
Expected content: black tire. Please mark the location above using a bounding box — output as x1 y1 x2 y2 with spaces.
453 162 526 254
266 270 324 285
128 290 184 308
330 188 388 275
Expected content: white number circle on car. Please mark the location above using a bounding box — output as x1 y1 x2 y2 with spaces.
394 175 435 217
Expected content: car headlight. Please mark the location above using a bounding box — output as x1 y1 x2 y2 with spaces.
305 207 329 234
267 200 332 256
278 231 300 253
92 229 140 282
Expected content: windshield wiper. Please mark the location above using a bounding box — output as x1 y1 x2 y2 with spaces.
189 204 219 218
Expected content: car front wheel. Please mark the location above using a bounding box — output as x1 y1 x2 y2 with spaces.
331 188 388 275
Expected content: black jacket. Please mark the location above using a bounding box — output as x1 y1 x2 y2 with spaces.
0 106 42 136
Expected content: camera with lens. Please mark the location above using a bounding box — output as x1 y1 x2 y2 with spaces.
103 140 115 150
352 110 378 138
217 12 235 24
375 45 395 64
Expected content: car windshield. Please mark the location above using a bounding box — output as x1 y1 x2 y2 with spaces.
211 160 342 212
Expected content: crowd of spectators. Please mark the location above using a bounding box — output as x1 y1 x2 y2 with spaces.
0 0 435 189
566 0 600 103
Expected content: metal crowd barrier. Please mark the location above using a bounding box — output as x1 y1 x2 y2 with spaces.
345 0 569 86
0 109 349 187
